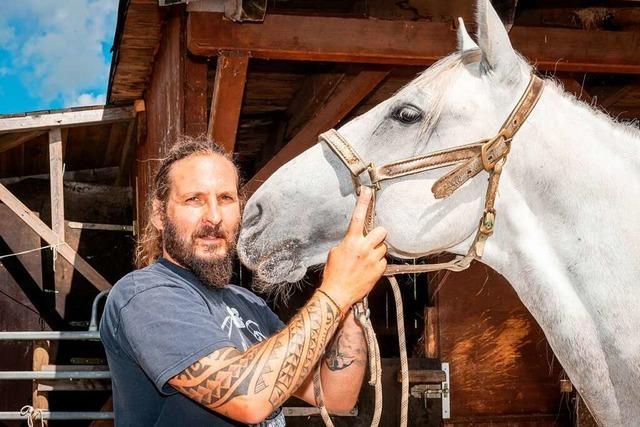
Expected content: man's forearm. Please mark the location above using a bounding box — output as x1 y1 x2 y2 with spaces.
169 290 343 421
318 310 368 411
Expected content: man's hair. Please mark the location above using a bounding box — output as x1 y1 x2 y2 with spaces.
135 134 242 268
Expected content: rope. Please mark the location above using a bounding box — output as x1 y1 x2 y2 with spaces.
0 243 64 261
388 276 409 427
20 405 43 427
354 297 382 427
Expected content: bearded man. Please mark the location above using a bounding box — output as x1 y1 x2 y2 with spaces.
100 135 388 426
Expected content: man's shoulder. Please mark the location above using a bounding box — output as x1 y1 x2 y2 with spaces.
224 284 269 307
108 262 193 309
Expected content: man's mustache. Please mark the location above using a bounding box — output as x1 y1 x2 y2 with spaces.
192 224 228 240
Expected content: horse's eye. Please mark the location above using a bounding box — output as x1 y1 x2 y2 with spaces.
391 105 423 124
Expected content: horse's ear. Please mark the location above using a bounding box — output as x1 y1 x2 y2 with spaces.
457 17 479 52
475 0 519 78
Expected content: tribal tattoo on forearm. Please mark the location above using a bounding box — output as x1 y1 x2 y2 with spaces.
170 291 342 411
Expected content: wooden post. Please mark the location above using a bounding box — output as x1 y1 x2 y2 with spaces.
0 183 111 290
48 128 65 244
207 52 249 153
32 340 50 426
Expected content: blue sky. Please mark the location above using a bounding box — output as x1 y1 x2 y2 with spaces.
0 1 118 114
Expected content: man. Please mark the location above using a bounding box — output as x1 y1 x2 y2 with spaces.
100 135 388 426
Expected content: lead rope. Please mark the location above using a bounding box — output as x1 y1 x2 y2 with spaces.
20 405 44 427
388 276 409 427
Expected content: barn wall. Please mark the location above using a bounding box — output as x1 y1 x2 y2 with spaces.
436 263 568 424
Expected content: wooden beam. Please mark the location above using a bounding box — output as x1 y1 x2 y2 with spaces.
285 72 346 140
188 12 640 74
243 69 389 195
0 105 136 134
599 85 636 109
0 183 111 291
0 131 46 154
207 53 249 153
184 55 209 136
48 128 65 244
116 120 137 186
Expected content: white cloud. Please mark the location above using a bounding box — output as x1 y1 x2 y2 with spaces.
0 67 10 77
66 92 106 108
0 0 118 104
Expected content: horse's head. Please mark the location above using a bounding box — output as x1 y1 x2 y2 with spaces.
238 0 534 288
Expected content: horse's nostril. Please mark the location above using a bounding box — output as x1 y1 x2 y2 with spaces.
243 200 264 229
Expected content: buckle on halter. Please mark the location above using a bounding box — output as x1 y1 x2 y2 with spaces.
480 210 496 235
481 132 511 172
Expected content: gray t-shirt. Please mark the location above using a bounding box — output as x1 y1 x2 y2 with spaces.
100 257 286 426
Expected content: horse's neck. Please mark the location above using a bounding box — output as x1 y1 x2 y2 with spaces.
482 81 640 298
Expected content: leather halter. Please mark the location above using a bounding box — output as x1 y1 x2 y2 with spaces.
319 74 544 275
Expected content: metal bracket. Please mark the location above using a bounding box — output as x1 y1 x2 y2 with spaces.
408 362 450 419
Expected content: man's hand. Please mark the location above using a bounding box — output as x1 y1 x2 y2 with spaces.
320 187 388 310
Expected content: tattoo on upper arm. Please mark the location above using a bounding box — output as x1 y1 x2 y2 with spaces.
324 331 355 371
170 293 341 411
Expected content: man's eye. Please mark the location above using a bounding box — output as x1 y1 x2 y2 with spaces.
187 197 200 203
391 104 423 124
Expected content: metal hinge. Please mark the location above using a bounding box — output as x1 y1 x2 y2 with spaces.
409 362 450 419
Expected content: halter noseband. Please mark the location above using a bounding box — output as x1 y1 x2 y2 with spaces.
319 74 544 275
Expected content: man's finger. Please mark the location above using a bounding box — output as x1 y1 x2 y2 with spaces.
347 187 373 235
364 226 387 246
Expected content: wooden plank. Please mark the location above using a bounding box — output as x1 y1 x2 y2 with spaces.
184 55 209 136
397 369 446 384
207 53 249 153
0 183 111 291
425 306 440 358
67 221 133 232
559 78 593 103
116 120 137 186
32 341 50 426
48 129 65 244
0 106 136 134
0 131 46 154
188 12 640 74
243 69 389 195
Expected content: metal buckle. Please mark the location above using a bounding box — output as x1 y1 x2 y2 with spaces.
480 132 511 172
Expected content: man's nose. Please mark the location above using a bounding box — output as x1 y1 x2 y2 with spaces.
203 200 222 224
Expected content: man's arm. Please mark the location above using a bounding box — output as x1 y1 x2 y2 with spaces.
170 187 386 424
294 310 367 413
169 290 342 424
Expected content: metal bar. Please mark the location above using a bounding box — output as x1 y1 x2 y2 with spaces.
0 371 110 380
67 221 134 232
0 331 101 341
0 411 113 420
89 289 110 331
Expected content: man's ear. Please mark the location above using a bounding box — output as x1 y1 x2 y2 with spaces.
150 199 164 232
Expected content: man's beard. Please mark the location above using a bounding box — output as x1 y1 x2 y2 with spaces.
162 217 238 288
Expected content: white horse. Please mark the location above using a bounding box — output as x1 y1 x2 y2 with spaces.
237 1 640 425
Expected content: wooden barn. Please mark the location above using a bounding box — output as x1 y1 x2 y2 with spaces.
2 0 640 425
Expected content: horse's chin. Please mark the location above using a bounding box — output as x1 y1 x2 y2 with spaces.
238 239 307 285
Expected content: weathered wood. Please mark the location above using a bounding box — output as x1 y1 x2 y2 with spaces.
285 72 346 140
188 12 640 74
48 129 65 244
208 53 249 153
116 120 137 186
184 55 209 136
425 306 440 358
0 106 136 134
0 183 111 291
0 131 46 154
243 69 389 194
32 341 50 425
397 369 446 384
437 262 565 419
67 221 133 232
